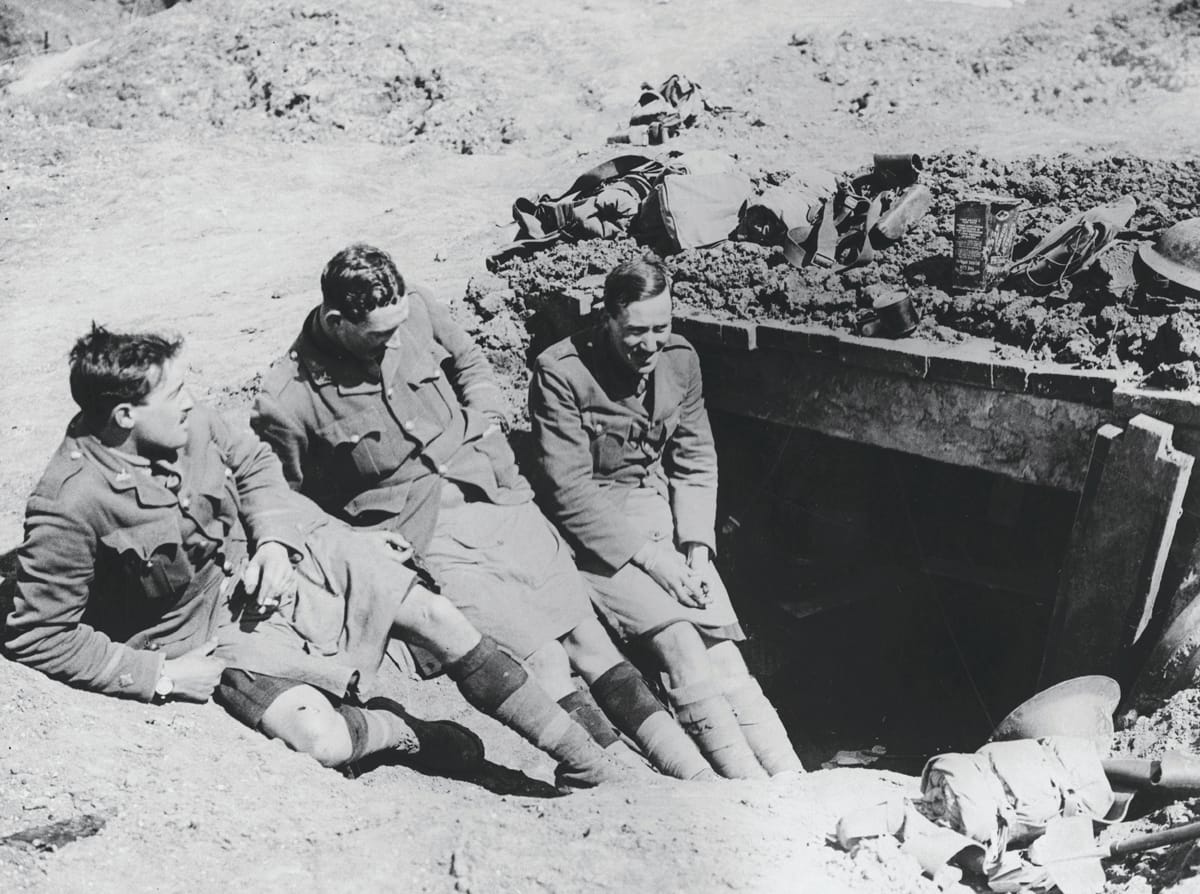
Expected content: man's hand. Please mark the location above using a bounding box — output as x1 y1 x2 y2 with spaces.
632 541 711 609
242 541 297 613
684 542 711 573
161 638 226 703
360 529 414 564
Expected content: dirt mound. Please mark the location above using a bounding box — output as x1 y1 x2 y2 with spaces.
0 0 518 152
1114 688 1200 759
807 0 1200 112
477 151 1200 392
0 1 180 60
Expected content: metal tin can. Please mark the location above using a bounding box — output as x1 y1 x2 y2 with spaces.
953 195 1024 291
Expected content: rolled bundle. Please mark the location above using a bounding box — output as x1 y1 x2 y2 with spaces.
920 751 1013 872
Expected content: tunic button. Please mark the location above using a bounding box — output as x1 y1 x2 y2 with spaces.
289 351 298 360
403 420 415 432
437 464 449 475
69 450 82 460
386 388 395 399
350 433 361 444
180 497 191 509
224 467 233 478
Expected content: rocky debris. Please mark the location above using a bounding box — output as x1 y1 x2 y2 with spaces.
806 0 1200 114
1107 693 1200 892
1113 688 1200 759
0 0 519 152
0 813 108 853
1104 800 1200 894
478 151 1200 392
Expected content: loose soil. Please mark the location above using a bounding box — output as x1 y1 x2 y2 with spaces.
2 0 1200 892
480 152 1200 402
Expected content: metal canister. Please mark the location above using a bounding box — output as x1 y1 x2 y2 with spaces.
953 195 1024 291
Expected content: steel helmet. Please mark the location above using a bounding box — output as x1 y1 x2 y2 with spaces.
989 675 1120 747
1139 217 1200 292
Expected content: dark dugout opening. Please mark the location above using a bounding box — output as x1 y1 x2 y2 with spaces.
710 411 1080 774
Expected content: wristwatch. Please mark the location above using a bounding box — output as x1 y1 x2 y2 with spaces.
154 670 175 702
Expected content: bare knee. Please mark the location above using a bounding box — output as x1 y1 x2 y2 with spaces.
524 641 576 700
394 586 481 662
259 686 351 768
704 639 750 678
559 618 624 683
648 622 712 688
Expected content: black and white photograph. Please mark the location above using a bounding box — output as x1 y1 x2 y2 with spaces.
2 0 1199 890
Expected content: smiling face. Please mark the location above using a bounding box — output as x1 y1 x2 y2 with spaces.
322 295 412 361
605 287 673 377
122 358 194 456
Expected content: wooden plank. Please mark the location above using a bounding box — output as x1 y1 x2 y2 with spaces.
1039 415 1194 687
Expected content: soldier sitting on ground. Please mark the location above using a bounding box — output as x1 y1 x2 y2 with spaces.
252 243 715 782
528 256 805 778
4 325 634 786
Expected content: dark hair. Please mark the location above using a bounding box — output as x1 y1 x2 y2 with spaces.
602 256 670 316
320 243 407 323
69 324 184 424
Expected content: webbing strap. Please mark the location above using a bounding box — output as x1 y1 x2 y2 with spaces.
807 203 840 268
835 193 884 271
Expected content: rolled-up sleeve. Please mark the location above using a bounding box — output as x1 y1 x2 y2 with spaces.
529 361 647 572
5 495 163 700
665 353 718 551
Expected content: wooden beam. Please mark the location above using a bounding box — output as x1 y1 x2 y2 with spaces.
1039 415 1194 687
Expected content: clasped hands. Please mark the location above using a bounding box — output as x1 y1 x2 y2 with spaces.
632 540 712 609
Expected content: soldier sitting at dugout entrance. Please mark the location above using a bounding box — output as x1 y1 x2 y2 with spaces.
528 256 805 778
4 325 635 786
251 243 715 782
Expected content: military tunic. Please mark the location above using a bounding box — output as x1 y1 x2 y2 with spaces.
252 289 593 661
529 327 743 641
4 405 415 703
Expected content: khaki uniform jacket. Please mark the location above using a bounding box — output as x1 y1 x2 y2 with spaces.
528 328 718 573
252 289 530 553
4 406 316 701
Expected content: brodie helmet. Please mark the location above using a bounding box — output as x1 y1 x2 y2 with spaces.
1139 217 1200 292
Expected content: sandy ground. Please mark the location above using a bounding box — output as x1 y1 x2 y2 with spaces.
2 0 1200 891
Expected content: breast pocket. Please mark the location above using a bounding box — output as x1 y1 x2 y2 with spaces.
319 411 410 480
583 412 631 476
645 410 680 453
196 443 238 534
100 519 193 599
